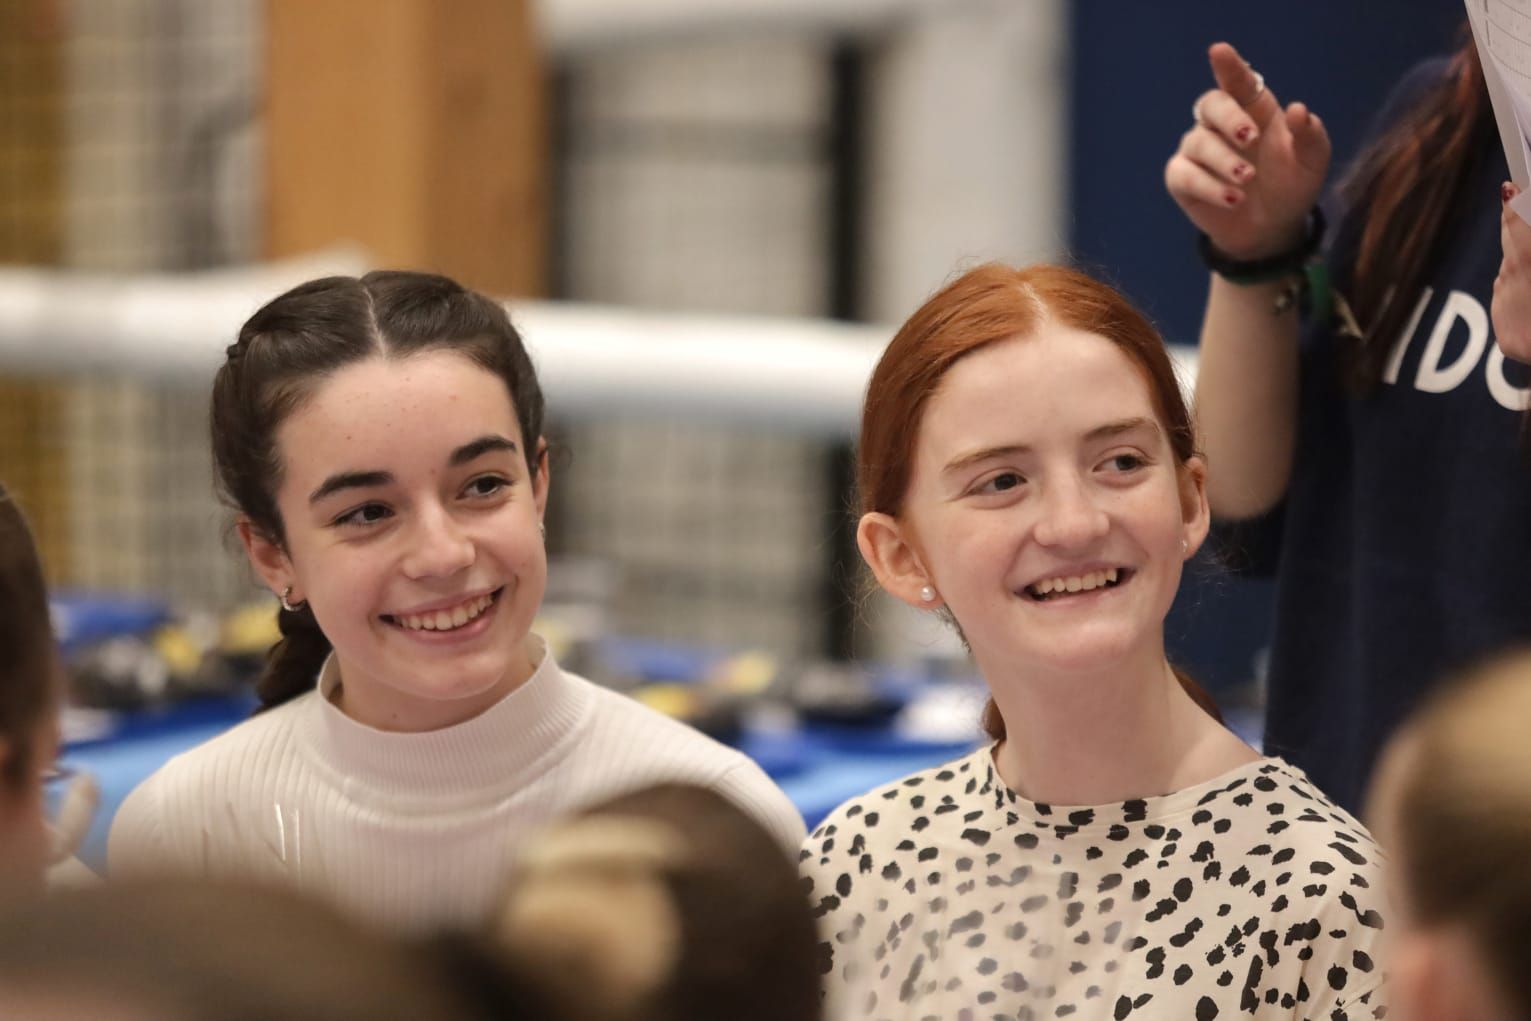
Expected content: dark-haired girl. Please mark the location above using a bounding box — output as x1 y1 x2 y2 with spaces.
0 483 66 895
1166 36 1531 813
108 271 802 930
801 264 1387 1019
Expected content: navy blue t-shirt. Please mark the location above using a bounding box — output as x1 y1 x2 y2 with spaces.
1218 59 1531 812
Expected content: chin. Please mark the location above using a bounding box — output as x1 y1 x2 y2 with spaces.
420 665 516 703
1032 630 1147 674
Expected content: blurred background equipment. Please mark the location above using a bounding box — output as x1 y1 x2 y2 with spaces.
0 0 1468 861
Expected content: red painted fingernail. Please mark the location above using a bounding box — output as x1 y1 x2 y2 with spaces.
1234 163 1251 180
1236 126 1253 144
1505 182 1517 204
1225 191 1240 206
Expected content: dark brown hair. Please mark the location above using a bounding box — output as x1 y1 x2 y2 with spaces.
0 483 58 789
1339 30 1492 392
211 270 545 710
491 784 821 1021
1381 649 1531 1016
858 263 1219 738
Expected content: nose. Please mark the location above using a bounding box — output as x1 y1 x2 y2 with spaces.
401 506 476 579
1031 475 1110 551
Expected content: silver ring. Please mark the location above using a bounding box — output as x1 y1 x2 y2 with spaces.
1245 70 1266 106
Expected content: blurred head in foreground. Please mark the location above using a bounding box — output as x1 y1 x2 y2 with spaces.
491 783 822 1021
0 878 502 1021
1368 649 1531 1021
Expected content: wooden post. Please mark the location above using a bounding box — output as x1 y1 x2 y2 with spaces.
0 0 69 578
264 0 546 296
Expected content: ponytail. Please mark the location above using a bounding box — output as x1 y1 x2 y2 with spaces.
256 604 331 711
980 665 1222 742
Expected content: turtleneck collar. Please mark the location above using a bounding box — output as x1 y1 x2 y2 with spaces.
297 635 591 806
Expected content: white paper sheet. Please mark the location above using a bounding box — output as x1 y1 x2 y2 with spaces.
1468 0 1531 217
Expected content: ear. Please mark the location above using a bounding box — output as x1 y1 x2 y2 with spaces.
532 437 551 519
1178 456 1211 558
857 511 939 609
237 517 294 600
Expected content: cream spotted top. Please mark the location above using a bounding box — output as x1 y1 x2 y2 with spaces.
801 748 1388 1021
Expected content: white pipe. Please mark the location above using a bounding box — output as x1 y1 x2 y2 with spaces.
0 260 1198 439
534 0 986 52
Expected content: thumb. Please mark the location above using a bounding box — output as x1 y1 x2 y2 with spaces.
1285 102 1331 174
1208 41 1281 127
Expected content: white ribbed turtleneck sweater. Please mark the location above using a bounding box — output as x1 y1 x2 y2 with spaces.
107 639 804 931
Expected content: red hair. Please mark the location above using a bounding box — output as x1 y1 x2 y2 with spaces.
857 263 1218 737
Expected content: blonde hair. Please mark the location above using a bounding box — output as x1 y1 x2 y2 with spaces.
491 785 821 1021
1383 648 1531 1014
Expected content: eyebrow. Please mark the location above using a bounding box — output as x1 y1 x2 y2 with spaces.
307 435 520 505
449 434 519 467
941 417 1158 476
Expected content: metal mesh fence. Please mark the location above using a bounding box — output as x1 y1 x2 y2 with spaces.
2 11 857 658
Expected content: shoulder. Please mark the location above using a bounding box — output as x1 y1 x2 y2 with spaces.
1192 759 1385 885
569 674 805 846
1212 761 1390 1015
1380 56 1453 124
148 695 311 789
1323 55 1459 266
800 748 987 878
1238 760 1384 871
106 695 314 874
574 674 751 773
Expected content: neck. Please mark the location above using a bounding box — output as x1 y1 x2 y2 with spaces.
328 639 541 733
983 641 1256 807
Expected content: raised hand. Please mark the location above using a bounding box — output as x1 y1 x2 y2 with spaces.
1165 42 1331 261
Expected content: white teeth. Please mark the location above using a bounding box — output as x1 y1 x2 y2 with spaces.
1028 570 1123 599
393 593 495 631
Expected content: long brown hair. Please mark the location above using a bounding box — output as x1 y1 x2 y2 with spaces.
1381 649 1531 1016
1339 31 1493 392
858 264 1220 739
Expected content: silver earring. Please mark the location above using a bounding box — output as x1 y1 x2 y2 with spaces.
280 586 306 613
919 585 937 603
1181 539 1189 555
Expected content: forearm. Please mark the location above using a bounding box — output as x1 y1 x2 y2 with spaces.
1193 273 1301 518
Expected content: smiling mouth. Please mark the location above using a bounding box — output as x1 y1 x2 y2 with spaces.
381 588 503 632
1022 568 1131 602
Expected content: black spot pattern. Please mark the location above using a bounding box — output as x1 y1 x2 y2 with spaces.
801 750 1388 1020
